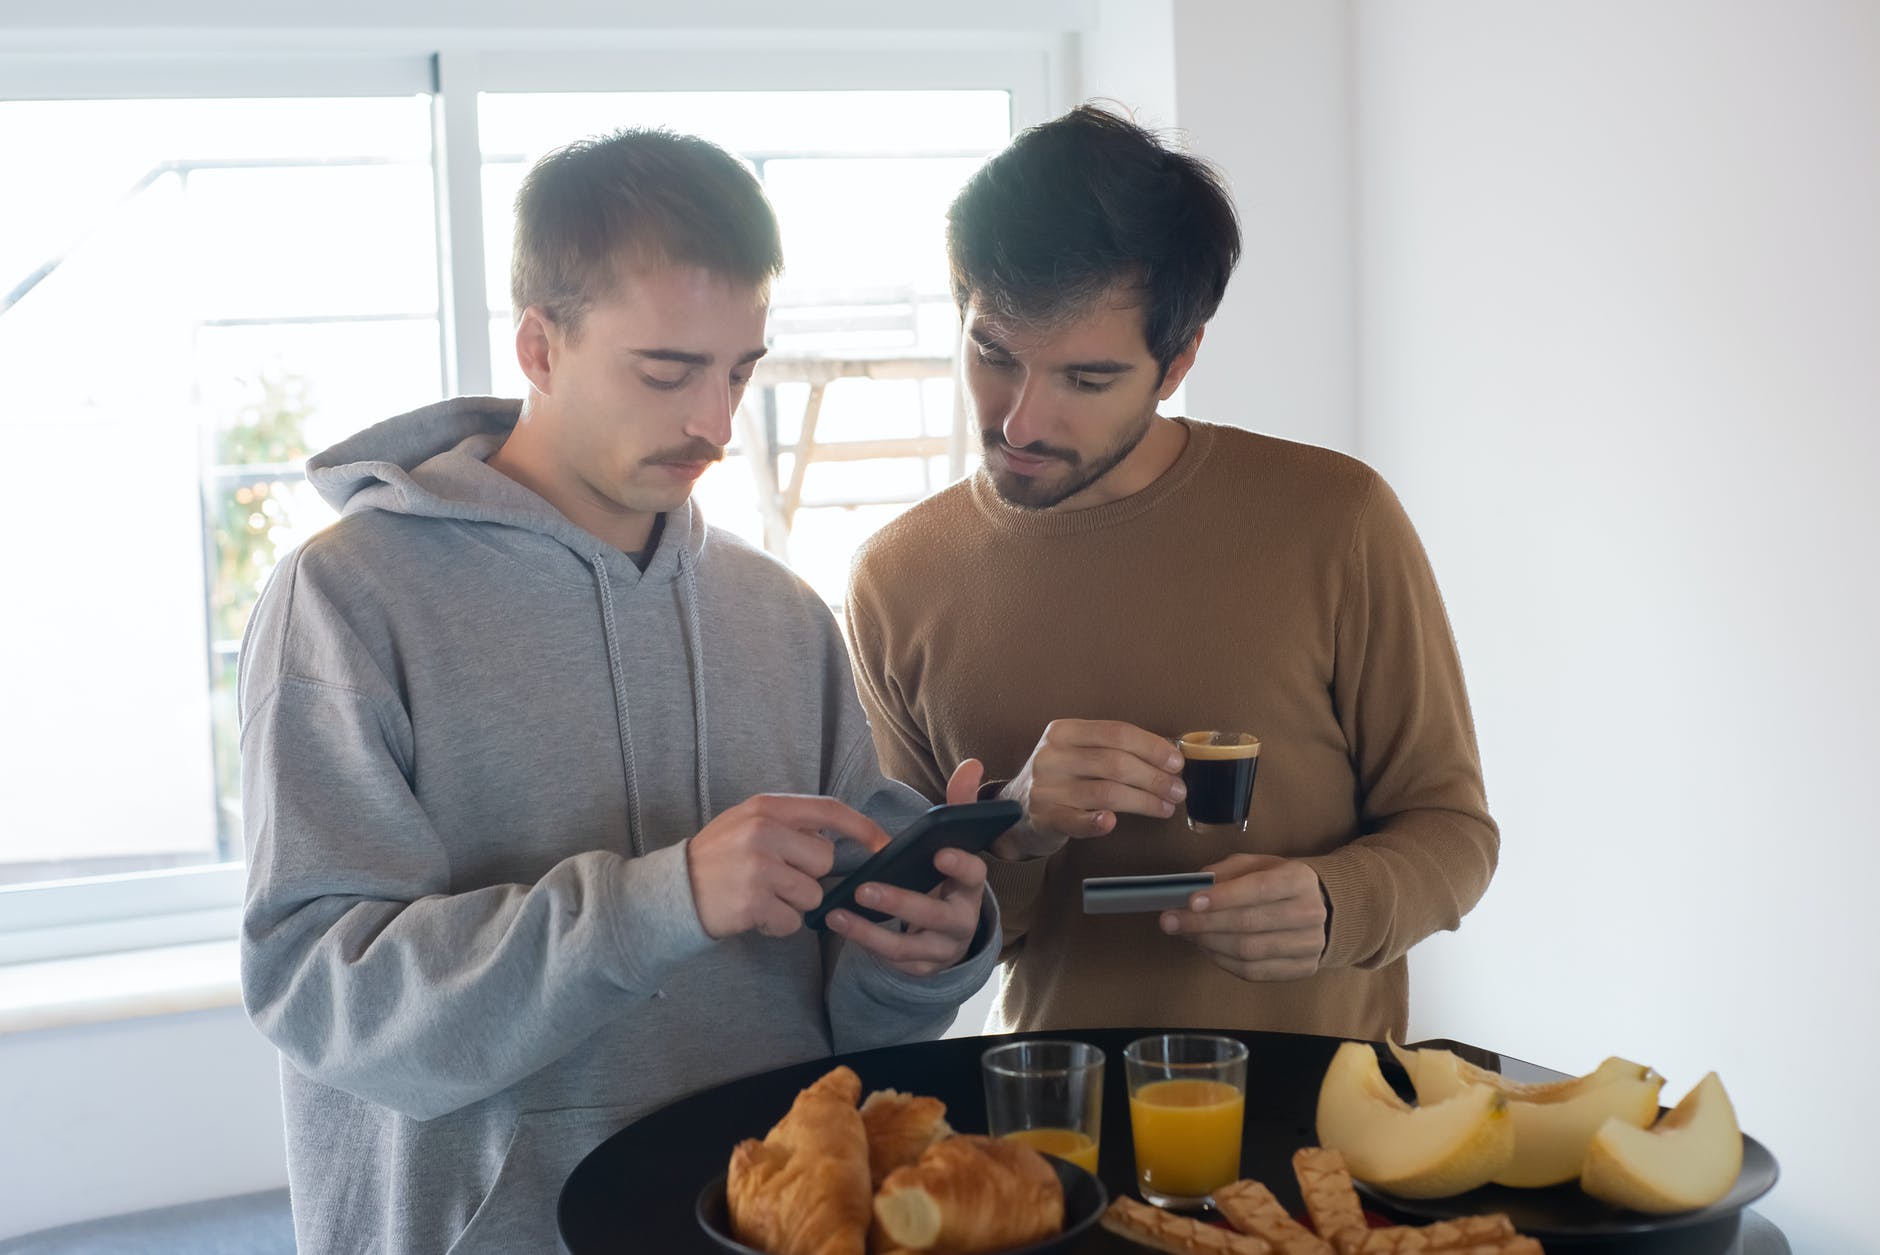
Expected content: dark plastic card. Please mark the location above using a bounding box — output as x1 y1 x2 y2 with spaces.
1081 872 1215 915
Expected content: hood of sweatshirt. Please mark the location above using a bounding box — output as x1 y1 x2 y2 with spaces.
305 395 714 855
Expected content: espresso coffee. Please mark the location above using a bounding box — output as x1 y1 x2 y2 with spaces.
1177 732 1261 832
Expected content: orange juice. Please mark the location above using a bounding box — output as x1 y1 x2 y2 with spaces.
1128 1079 1244 1199
1001 1126 1100 1173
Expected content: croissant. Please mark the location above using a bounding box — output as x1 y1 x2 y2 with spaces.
871 1134 1064 1254
729 1066 872 1255
861 1089 954 1187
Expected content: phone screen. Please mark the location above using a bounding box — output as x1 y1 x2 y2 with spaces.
803 799 1020 930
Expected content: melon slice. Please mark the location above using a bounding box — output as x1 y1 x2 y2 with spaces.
1389 1043 1664 1186
1580 1072 1742 1213
1316 1041 1513 1198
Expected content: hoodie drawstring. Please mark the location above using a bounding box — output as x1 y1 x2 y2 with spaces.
679 554 714 827
590 556 646 857
590 547 715 858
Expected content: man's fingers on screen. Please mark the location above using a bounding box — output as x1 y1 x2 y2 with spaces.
755 794 892 852
764 824 839 879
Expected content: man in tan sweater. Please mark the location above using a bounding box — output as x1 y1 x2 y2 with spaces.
845 105 1498 1042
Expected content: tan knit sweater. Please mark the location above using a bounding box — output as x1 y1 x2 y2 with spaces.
845 419 1497 1041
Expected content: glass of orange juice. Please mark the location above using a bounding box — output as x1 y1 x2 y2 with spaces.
980 1040 1104 1173
1124 1034 1248 1208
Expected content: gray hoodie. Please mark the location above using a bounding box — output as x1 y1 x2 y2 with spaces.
237 397 997 1255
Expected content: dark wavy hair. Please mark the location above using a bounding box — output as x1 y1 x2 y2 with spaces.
946 104 1241 378
510 128 783 338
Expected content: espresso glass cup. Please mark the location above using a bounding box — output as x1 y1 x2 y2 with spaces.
981 1039 1104 1173
1124 1034 1248 1209
1177 731 1261 833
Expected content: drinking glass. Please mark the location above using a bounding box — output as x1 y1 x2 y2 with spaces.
980 1039 1105 1173
1177 731 1261 833
1124 1034 1248 1207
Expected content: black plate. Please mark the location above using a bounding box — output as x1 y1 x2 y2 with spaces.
696 1154 1109 1255
1354 1132 1779 1238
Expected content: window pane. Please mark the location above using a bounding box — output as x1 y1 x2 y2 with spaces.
0 95 439 888
479 90 1007 605
187 163 440 318
761 157 980 306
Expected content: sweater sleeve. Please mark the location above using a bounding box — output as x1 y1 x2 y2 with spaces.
1302 473 1500 971
237 559 713 1122
841 584 949 802
845 561 1050 954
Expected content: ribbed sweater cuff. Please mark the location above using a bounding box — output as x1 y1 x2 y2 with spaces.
1302 847 1377 972
982 849 1051 903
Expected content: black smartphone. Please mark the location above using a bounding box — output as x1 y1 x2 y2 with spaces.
803 799 1021 930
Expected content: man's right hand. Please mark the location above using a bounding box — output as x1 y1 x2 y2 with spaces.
686 795 891 940
991 719 1187 860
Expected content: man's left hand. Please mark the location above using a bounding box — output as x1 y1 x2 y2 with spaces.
1157 853 1328 982
824 759 991 977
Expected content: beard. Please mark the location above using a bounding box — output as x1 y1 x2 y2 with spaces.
981 407 1156 510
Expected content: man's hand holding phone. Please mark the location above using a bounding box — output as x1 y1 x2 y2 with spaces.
685 760 995 977
687 794 891 941
819 759 996 977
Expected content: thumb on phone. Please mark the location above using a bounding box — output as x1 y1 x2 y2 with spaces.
944 758 986 806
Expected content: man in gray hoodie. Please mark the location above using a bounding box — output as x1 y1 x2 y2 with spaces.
237 129 999 1255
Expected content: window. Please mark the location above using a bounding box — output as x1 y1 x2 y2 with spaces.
0 44 1051 962
0 91 439 917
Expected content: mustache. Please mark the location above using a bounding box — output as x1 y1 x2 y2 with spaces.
643 440 726 466
981 430 1080 467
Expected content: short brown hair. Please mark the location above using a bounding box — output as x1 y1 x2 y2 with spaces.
510 128 783 337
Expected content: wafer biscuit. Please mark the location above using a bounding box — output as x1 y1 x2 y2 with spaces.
1100 1196 1277 1254
1348 1213 1517 1254
1406 1241 1539 1255
1212 1179 1332 1255
1291 1148 1368 1253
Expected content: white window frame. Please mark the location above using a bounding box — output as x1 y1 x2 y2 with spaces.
0 30 1065 966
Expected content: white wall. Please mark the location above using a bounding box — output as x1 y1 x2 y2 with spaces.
1075 0 1177 128
1354 2 1880 1249
1172 0 1357 453
0 1006 286 1238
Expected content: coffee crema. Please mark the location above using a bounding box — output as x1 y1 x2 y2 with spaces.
1177 732 1261 831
